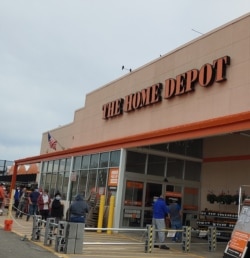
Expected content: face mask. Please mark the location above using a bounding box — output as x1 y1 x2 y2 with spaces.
55 196 61 200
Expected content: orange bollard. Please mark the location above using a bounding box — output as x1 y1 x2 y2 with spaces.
4 219 13 231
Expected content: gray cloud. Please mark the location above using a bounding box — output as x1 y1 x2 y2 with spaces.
0 0 249 160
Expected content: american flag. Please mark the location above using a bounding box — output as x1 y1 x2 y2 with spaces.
48 132 57 150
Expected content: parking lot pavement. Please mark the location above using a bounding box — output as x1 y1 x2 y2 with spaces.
0 212 227 258
0 227 60 258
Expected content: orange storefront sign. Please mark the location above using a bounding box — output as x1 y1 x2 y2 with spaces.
228 230 249 253
108 168 119 187
126 181 143 189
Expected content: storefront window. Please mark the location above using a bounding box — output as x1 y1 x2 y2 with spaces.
126 151 146 174
97 169 108 196
87 169 97 196
169 141 187 155
62 171 70 200
70 173 78 199
82 155 90 169
78 170 88 197
56 172 64 198
149 139 203 158
147 155 166 176
90 154 99 168
59 159 66 172
48 160 53 172
53 160 59 172
110 150 120 167
99 152 109 168
166 158 184 179
41 161 48 173
185 139 203 158
49 171 58 197
39 150 120 203
73 156 82 170
65 158 71 172
40 171 46 189
124 180 143 206
43 175 51 192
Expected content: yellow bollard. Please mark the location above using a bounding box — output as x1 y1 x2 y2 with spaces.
107 195 115 235
97 195 105 233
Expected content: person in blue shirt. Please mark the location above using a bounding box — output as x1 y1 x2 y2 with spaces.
169 198 182 242
14 186 22 210
153 195 170 250
26 188 40 221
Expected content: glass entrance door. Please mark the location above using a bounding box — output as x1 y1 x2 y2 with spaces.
143 182 163 226
122 178 164 227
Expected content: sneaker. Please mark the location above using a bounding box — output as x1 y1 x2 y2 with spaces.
160 245 170 250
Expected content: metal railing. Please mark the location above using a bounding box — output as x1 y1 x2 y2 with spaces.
31 216 219 254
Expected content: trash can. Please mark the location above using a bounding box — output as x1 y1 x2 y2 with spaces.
4 219 13 231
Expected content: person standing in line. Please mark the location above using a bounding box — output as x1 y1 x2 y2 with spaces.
69 194 89 223
169 198 182 242
26 187 40 221
153 195 170 250
15 187 28 218
14 186 22 211
50 192 64 223
0 183 6 214
37 189 51 224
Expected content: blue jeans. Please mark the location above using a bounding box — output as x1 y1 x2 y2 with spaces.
70 216 85 223
171 220 182 241
26 204 38 221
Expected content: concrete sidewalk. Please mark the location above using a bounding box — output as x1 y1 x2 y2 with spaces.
0 212 226 258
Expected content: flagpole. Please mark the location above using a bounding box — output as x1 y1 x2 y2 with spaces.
57 140 65 150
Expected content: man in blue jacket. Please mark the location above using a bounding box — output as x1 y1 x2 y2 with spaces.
153 195 170 250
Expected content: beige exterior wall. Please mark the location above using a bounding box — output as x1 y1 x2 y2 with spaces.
41 13 250 155
35 14 250 225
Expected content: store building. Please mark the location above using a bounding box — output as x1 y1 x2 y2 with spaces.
13 13 250 229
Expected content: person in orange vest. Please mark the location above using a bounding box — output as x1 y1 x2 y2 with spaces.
0 182 5 214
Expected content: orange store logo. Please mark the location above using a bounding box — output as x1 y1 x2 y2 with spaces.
102 56 230 119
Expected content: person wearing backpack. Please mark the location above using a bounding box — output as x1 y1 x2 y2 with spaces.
50 192 64 223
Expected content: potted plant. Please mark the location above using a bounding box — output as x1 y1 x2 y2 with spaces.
207 192 217 204
224 194 233 205
217 192 226 204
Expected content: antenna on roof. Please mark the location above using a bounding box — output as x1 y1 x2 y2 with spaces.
191 29 203 35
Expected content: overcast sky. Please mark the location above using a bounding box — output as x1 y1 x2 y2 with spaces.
1 1 250 161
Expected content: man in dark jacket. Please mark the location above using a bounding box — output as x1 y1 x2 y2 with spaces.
69 194 89 223
153 195 170 250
